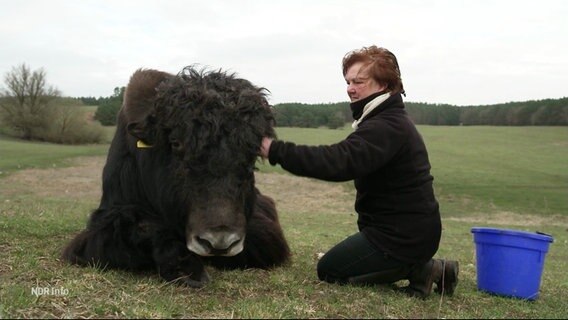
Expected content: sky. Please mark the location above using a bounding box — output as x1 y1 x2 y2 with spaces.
1 0 567 106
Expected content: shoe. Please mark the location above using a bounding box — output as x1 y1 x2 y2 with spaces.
399 259 459 299
401 259 442 299
434 260 459 296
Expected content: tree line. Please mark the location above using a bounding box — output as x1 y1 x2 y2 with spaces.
272 98 568 128
2 63 565 146
271 102 351 129
406 99 568 126
78 86 125 126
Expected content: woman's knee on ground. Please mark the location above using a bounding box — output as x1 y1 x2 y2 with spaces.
316 252 347 284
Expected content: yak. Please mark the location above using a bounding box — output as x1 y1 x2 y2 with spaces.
61 66 290 288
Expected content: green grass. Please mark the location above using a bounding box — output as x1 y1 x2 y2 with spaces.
423 126 568 217
1 126 568 318
0 129 114 175
263 126 568 217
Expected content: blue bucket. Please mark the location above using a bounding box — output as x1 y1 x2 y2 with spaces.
471 227 553 300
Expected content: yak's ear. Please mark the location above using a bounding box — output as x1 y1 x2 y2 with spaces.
127 118 156 148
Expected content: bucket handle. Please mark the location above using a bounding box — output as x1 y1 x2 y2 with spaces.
536 231 554 241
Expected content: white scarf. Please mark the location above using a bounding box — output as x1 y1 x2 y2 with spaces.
351 92 391 129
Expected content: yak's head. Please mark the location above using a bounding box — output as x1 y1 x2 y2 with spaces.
127 66 275 257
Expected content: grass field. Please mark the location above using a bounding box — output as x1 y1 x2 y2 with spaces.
0 136 109 175
264 126 568 217
1 126 567 318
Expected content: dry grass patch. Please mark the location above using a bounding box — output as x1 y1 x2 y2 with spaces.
2 156 355 216
1 157 104 201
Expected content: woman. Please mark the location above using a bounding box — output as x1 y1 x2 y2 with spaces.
259 46 458 298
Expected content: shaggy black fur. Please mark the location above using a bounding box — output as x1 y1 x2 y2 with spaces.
61 66 290 287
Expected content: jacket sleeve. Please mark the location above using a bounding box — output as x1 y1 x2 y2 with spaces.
267 118 406 182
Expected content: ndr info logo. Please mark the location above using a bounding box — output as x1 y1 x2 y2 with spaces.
31 286 69 297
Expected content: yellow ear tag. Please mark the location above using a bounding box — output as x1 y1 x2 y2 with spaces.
137 140 153 148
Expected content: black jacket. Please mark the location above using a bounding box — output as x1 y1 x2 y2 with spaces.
268 93 441 263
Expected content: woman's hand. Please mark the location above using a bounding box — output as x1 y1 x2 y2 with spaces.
259 137 273 159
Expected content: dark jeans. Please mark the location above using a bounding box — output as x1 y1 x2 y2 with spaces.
317 232 413 285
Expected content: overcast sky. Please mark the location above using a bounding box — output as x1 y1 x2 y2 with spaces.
1 0 567 106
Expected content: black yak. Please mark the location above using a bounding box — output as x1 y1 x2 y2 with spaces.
61 66 290 287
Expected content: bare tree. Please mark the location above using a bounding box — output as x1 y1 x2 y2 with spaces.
0 63 60 139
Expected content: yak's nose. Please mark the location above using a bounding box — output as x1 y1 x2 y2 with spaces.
187 230 244 256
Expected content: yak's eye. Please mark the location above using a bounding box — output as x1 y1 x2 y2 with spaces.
170 138 183 152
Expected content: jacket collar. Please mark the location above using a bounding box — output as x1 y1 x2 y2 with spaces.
351 92 392 129
350 91 384 120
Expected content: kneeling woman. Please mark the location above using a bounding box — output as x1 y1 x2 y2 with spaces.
259 45 458 298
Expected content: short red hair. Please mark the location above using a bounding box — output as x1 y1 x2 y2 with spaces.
342 46 405 95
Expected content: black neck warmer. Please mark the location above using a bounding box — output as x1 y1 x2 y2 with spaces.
349 91 385 120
